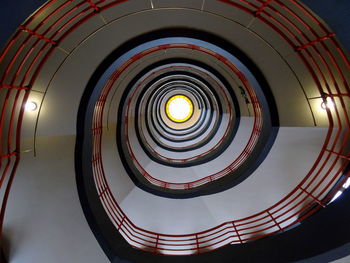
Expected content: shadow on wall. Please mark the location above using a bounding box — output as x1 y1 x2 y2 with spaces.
2 227 11 262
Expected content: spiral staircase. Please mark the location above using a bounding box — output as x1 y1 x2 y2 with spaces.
0 0 350 262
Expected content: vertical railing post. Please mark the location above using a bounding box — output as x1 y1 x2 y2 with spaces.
267 211 283 232
254 0 274 16
154 234 159 254
117 215 126 231
232 222 242 244
195 234 200 254
300 187 326 208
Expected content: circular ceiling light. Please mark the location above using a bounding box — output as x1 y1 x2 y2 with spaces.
321 97 335 110
166 95 193 123
25 101 37 111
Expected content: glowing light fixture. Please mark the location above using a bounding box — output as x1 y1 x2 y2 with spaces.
330 190 343 203
25 101 37 111
321 97 335 110
343 178 350 189
166 95 193 123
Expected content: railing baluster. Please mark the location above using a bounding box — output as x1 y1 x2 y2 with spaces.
296 33 335 51
117 215 126 231
324 149 350 160
232 222 242 244
255 0 274 17
0 85 29 91
267 211 283 232
86 0 100 12
154 234 159 253
195 234 200 254
98 186 109 197
19 26 57 46
0 152 18 159
300 187 326 208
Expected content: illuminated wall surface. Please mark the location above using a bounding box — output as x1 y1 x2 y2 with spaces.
0 1 350 263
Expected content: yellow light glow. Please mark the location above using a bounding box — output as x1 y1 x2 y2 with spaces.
166 95 193 123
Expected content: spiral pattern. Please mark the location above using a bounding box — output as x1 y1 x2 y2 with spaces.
0 0 349 260
92 38 275 195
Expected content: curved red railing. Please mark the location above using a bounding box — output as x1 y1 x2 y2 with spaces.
93 0 350 254
0 0 349 256
116 44 263 190
127 63 237 163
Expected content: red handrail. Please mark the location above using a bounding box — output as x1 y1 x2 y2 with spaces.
91 0 350 255
0 0 348 256
117 44 262 189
